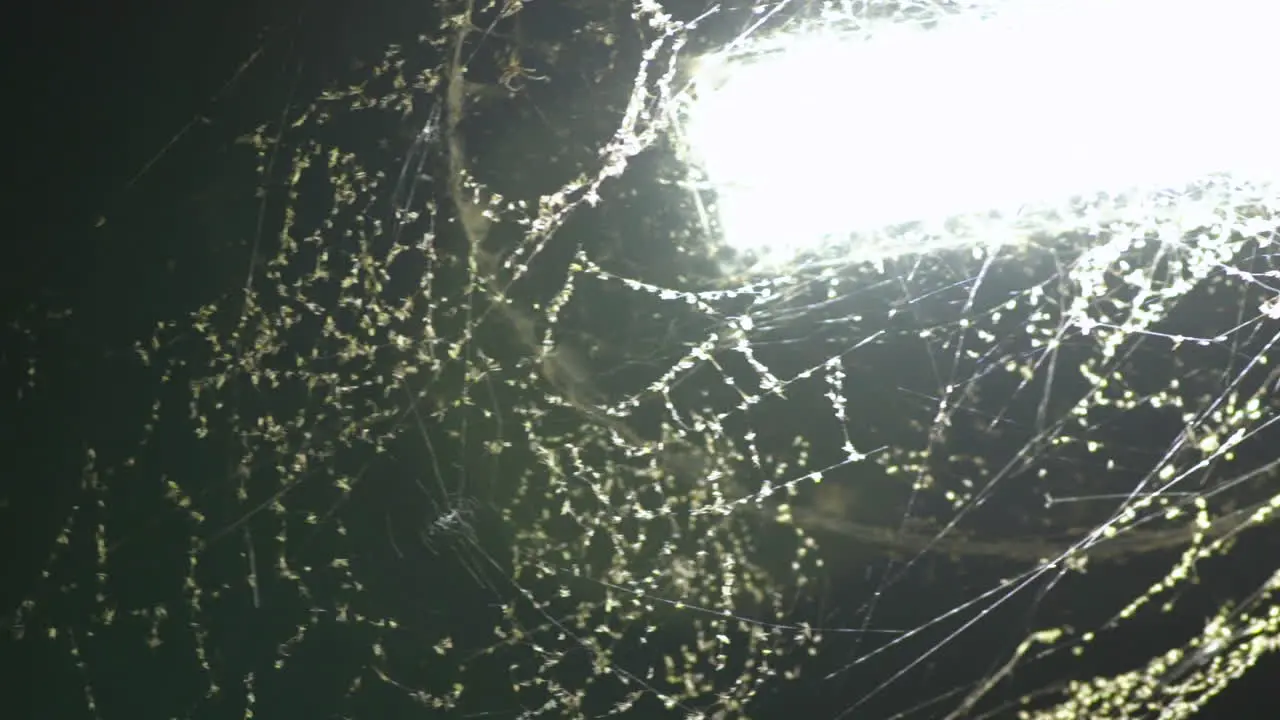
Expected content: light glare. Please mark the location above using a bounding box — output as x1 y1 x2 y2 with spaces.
684 0 1280 267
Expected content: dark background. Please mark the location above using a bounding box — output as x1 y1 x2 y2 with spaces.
4 1 1280 719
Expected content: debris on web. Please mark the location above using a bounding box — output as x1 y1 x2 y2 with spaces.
9 1 1280 719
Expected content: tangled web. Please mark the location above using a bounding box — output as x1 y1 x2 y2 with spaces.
9 1 1280 719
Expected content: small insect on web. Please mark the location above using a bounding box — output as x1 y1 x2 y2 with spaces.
421 490 482 556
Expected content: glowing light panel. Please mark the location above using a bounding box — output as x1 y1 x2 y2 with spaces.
683 0 1280 267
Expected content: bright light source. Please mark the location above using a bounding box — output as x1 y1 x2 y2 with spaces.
682 0 1280 269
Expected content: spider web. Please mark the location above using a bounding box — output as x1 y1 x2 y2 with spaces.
7 1 1280 719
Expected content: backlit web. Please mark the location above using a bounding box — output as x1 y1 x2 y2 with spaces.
8 1 1280 719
